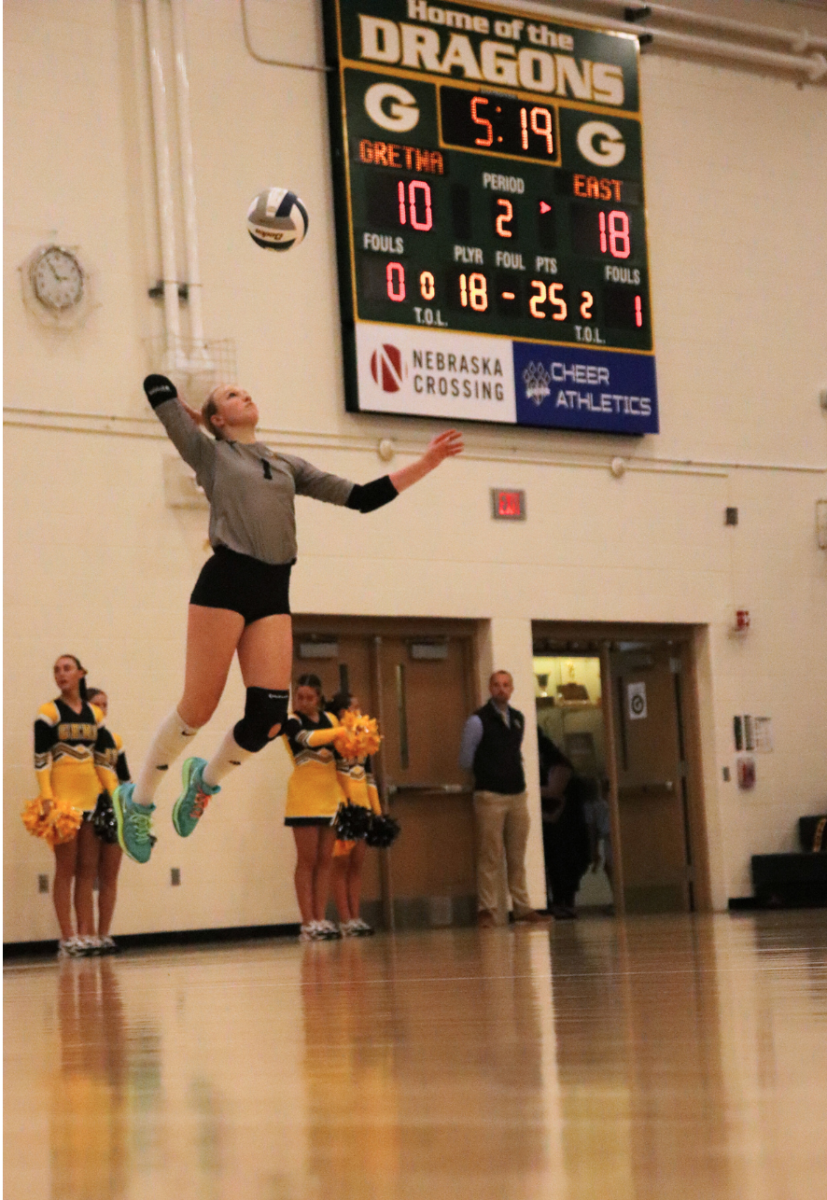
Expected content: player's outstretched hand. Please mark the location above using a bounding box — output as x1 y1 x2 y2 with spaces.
143 374 204 426
424 428 464 468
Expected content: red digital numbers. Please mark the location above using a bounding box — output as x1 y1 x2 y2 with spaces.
420 270 435 301
529 281 567 321
470 96 493 147
495 198 514 238
395 180 433 231
598 210 631 259
386 261 406 302
459 272 488 311
519 106 554 155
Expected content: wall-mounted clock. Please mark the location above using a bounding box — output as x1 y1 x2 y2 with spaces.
29 245 85 309
21 243 91 328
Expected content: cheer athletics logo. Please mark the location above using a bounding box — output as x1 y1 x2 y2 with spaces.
370 344 405 392
522 362 551 406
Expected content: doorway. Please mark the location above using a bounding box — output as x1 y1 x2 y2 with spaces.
292 617 478 929
533 624 710 916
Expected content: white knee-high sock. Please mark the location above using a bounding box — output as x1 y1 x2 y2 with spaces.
133 709 200 806
202 728 255 788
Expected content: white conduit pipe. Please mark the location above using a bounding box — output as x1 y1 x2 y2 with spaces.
591 1 827 55
498 0 827 82
145 0 182 357
170 0 208 365
637 25 827 80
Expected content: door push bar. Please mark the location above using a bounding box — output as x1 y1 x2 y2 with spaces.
617 780 675 794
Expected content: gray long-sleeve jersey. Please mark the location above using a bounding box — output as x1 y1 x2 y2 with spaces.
156 398 355 565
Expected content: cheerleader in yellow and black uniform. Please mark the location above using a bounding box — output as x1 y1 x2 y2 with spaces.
281 674 346 942
330 691 382 937
32 656 119 957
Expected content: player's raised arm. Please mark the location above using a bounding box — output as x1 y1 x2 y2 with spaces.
336 428 464 515
143 374 215 479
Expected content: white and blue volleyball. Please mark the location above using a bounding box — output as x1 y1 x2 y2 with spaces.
246 188 309 251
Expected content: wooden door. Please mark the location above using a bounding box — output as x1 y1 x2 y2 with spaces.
292 625 477 927
377 636 476 927
609 645 693 913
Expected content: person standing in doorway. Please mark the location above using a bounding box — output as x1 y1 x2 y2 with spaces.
328 690 380 938
281 674 345 941
459 671 549 928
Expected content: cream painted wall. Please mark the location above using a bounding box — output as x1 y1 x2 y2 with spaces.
4 0 826 942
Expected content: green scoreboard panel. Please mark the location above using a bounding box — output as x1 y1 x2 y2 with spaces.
322 0 658 434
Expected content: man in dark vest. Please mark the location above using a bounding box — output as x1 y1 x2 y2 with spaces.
459 670 549 928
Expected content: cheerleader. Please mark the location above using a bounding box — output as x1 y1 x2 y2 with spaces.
329 692 380 937
281 675 345 941
32 657 119 957
85 688 129 953
113 376 462 866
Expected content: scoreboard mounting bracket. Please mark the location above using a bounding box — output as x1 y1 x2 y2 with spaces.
322 0 658 435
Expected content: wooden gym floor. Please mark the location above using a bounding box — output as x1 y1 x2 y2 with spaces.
5 911 827 1199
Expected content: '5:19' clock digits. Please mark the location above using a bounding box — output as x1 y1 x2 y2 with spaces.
440 87 557 162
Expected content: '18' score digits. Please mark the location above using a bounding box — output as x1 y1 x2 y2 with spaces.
571 203 634 260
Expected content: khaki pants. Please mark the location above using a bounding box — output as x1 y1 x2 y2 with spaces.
473 790 533 918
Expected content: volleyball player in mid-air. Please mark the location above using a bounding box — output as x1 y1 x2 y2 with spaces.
113 376 463 864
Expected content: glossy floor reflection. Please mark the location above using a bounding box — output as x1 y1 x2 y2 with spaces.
5 912 827 1199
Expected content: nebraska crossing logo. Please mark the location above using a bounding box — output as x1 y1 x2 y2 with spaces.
370 343 405 392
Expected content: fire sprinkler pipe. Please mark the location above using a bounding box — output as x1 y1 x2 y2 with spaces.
595 1 827 55
144 0 182 358
497 0 827 82
170 0 208 362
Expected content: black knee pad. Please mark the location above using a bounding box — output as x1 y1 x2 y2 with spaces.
233 688 289 753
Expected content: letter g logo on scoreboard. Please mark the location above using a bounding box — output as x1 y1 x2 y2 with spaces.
364 82 420 133
576 120 626 168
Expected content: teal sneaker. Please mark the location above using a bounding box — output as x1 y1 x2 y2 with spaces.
112 783 156 864
172 757 220 837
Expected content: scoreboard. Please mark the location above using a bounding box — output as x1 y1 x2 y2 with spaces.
322 0 658 435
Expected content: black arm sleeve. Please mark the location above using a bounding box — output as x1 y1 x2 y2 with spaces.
345 475 399 514
116 750 131 783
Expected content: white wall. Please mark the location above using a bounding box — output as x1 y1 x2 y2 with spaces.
4 0 826 942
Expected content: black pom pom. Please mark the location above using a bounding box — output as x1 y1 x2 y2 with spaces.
92 794 120 844
335 803 373 841
365 813 401 848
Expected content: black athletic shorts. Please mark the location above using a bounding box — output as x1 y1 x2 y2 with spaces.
190 546 293 624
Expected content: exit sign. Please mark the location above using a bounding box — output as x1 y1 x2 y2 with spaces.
491 489 526 520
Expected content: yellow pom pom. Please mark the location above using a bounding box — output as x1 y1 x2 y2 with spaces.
21 798 83 845
333 710 382 760
21 798 45 837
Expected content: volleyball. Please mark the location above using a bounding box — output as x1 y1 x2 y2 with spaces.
246 187 309 251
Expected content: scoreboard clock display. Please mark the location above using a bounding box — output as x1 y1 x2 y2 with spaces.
322 0 658 434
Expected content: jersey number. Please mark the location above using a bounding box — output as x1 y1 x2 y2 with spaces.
260 459 273 480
